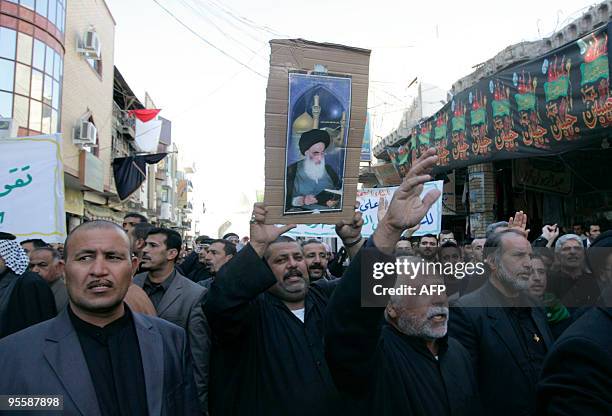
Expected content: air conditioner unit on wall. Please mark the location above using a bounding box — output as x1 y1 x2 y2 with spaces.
77 29 101 60
73 120 97 147
0 118 18 139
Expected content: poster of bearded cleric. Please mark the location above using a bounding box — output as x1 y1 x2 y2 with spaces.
284 72 351 214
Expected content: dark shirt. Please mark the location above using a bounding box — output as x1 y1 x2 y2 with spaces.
548 270 601 309
204 244 342 416
142 269 176 309
325 244 481 416
69 305 148 416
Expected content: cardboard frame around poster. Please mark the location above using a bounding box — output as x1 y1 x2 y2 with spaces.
264 39 370 224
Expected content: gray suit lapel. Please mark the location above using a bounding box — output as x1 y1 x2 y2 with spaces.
43 310 101 416
157 273 183 316
134 313 164 416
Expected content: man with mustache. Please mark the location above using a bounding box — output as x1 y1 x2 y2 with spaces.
417 234 438 261
0 221 200 415
203 204 343 416
133 227 210 414
449 229 554 416
302 239 331 281
547 234 600 311
198 239 236 290
325 148 481 415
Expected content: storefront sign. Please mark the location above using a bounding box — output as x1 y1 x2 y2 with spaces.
512 158 572 194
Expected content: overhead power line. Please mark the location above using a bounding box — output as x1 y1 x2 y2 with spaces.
151 0 267 78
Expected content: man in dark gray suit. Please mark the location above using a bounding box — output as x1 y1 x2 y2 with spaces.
134 227 210 414
449 228 554 416
0 220 199 416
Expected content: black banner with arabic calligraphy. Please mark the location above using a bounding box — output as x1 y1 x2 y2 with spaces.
388 22 611 175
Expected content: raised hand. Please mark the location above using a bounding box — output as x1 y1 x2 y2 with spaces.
373 148 441 253
508 210 530 238
541 224 559 247
335 207 364 243
249 203 296 257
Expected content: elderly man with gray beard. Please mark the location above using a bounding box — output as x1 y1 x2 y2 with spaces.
285 129 342 211
325 148 481 416
449 228 554 416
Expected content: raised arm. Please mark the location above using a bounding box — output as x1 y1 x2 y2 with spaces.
203 204 295 343
325 148 440 396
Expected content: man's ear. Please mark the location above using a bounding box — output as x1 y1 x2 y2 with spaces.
131 256 139 276
57 260 65 276
386 303 398 320
136 238 146 250
168 248 179 262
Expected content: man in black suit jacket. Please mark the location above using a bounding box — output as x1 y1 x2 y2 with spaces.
0 221 199 416
536 305 612 415
449 228 554 416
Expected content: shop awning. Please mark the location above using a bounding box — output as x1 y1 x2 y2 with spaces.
387 22 611 176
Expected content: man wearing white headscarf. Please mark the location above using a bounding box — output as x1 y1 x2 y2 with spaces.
0 232 56 338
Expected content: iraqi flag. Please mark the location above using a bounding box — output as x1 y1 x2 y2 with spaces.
129 109 163 152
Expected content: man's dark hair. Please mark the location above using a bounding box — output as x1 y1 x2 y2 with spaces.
399 236 411 242
146 228 182 261
587 223 600 232
264 235 299 260
124 212 148 223
64 220 127 260
222 232 239 240
195 235 212 244
462 238 474 246
485 221 509 239
132 222 155 241
31 246 61 261
210 239 237 256
20 238 48 248
420 234 438 242
440 229 453 235
440 241 459 249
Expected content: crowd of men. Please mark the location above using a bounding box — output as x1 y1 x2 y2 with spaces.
0 149 611 415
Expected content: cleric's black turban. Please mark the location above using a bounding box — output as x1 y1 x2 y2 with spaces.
299 129 330 155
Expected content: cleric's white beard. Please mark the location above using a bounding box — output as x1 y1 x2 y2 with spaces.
303 156 326 183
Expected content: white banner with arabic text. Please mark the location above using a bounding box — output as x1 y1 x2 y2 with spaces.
285 181 442 238
0 135 66 243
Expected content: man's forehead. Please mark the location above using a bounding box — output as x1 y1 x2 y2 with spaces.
68 227 130 254
210 242 225 252
562 239 582 248
30 251 54 262
146 234 166 243
303 243 325 252
269 242 302 257
501 234 531 250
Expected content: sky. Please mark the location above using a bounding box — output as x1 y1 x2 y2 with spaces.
106 0 597 237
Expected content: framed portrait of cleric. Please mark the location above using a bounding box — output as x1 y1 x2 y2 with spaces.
283 72 352 215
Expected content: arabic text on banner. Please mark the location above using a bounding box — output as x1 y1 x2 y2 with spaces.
285 181 443 238
0 135 66 243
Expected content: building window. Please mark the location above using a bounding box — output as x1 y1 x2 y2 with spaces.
8 0 66 34
87 57 102 76
0 27 63 134
162 189 169 203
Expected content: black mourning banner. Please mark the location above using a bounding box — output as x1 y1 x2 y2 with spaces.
112 153 167 200
388 22 611 175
